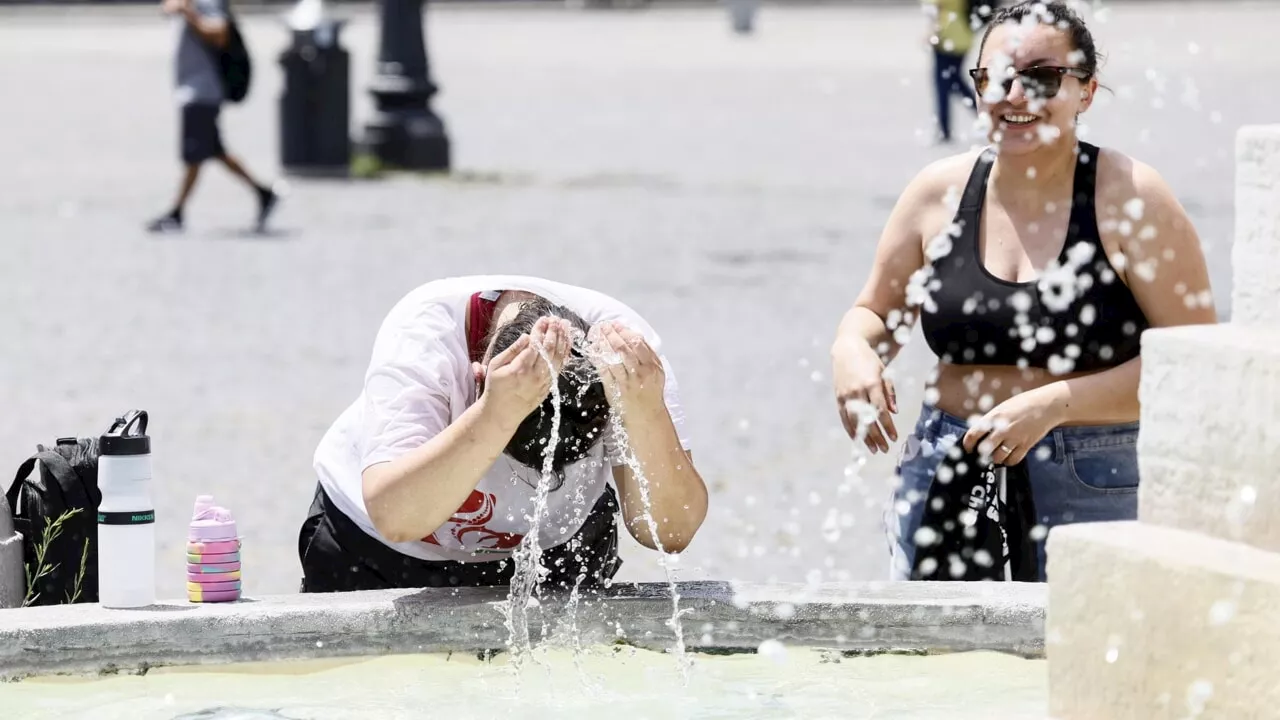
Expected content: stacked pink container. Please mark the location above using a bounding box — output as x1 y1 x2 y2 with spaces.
187 495 241 603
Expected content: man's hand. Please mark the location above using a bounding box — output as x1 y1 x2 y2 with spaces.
586 321 666 417
162 0 187 15
478 317 572 425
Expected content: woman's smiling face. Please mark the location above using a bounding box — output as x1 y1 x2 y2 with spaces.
975 20 1098 155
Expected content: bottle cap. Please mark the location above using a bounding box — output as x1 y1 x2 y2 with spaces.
99 410 150 457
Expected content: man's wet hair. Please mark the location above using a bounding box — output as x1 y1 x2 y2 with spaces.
488 297 611 489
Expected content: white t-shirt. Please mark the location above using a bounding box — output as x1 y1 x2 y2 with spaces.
313 275 692 563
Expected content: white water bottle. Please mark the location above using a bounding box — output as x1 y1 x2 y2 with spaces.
97 410 156 608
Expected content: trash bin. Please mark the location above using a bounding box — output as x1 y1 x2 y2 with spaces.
279 19 351 176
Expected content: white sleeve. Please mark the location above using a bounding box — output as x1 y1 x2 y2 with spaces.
359 304 460 472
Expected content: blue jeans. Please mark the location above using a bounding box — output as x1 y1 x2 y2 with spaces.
886 405 1140 582
934 50 976 141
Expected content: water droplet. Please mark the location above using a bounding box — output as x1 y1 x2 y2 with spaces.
918 557 939 576
1105 647 1119 663
757 639 788 664
1010 291 1033 312
1241 486 1257 504
1122 198 1146 223
1208 599 1236 626
914 526 940 547
1186 679 1214 716
1030 524 1048 541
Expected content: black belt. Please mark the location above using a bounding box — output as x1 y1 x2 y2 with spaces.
299 481 622 593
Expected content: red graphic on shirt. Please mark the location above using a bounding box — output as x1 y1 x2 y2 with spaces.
420 489 525 551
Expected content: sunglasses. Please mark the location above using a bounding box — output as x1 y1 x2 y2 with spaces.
968 66 1092 99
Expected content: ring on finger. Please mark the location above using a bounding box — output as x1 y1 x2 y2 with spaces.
997 444 1015 456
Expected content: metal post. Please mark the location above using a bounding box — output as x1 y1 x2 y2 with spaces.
362 0 451 171
0 491 24 608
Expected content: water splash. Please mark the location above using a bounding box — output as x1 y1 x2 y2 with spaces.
604 404 694 682
501 339 566 675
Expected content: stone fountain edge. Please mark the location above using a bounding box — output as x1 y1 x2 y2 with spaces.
0 580 1046 681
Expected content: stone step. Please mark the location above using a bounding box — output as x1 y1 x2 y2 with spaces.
1138 324 1280 552
1233 125 1280 328
1046 520 1280 719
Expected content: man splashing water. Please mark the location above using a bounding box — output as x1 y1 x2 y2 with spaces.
299 275 708 593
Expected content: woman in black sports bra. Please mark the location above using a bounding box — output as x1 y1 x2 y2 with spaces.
830 1 1217 580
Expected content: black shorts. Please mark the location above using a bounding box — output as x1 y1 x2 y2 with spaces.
297 482 623 593
181 103 225 165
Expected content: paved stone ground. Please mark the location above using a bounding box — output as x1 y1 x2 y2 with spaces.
0 1 1275 600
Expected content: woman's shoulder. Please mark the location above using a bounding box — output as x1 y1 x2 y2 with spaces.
897 148 988 210
1092 145 1176 196
1091 145 1186 219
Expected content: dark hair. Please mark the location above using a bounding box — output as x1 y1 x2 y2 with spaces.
487 298 610 489
978 1 1102 78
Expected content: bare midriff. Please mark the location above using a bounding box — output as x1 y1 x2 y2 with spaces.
930 362 1139 426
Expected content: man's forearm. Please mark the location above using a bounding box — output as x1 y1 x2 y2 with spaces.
362 396 521 543
617 405 708 553
182 5 229 48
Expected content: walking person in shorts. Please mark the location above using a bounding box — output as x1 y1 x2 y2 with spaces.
147 0 280 234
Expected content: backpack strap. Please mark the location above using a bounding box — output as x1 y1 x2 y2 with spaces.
5 457 33 513
7 450 83 521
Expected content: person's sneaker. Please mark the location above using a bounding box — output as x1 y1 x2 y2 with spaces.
255 184 282 233
146 211 183 234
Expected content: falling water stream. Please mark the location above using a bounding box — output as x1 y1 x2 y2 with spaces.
498 328 691 687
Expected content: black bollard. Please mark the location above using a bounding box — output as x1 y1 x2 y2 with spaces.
362 0 451 171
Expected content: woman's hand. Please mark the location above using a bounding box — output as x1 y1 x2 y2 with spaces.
832 338 898 453
480 317 572 423
961 385 1066 465
587 321 666 416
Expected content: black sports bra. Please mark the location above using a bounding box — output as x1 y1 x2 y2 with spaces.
919 142 1150 372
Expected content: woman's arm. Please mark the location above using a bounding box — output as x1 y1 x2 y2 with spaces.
1043 155 1218 425
832 155 966 449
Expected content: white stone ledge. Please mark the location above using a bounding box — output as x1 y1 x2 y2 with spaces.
1046 521 1280 720
0 581 1047 681
1232 125 1280 328
1138 324 1280 550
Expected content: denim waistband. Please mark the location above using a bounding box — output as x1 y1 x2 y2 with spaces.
913 404 1139 460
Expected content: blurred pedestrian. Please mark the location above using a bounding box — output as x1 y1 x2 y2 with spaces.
924 0 979 143
147 0 280 234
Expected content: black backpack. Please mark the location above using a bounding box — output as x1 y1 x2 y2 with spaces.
910 447 1040 582
6 437 103 606
217 12 252 103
